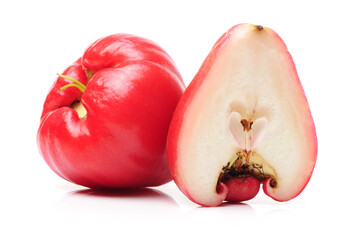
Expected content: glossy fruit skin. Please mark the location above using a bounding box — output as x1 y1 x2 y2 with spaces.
222 177 260 202
38 34 185 189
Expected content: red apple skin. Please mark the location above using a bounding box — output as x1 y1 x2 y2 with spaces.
38 34 185 189
166 24 317 206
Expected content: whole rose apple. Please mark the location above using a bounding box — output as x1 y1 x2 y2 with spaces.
37 34 185 189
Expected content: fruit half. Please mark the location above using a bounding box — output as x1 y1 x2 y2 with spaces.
167 24 317 207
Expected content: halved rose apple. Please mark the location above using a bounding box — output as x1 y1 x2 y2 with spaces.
167 24 317 207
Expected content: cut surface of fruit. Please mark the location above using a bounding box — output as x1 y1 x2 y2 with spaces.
167 24 317 207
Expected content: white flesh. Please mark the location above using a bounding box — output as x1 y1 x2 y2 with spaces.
177 26 316 206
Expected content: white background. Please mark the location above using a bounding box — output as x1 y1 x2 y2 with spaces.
0 0 360 239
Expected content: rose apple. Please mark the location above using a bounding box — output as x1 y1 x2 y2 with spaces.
166 24 317 206
37 34 185 189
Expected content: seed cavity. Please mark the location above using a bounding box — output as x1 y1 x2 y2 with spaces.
229 112 267 151
240 119 253 131
225 111 276 191
218 151 277 189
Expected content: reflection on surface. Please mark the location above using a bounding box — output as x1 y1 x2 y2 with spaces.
53 184 293 229
72 187 177 201
185 202 258 226
53 187 178 219
219 201 255 209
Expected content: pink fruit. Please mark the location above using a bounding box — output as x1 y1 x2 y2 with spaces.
167 24 317 207
220 177 260 203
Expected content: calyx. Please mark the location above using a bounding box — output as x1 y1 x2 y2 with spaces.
58 72 93 119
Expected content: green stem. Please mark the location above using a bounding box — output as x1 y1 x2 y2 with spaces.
60 83 85 93
58 73 86 93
